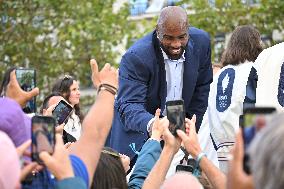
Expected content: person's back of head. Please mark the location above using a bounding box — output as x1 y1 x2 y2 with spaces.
161 172 203 189
0 98 31 147
221 25 263 67
91 147 127 189
249 113 284 189
41 92 63 114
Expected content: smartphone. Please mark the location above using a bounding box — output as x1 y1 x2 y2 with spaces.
32 115 56 164
176 164 194 173
241 107 276 173
176 158 196 173
16 68 36 113
52 100 73 125
166 100 185 136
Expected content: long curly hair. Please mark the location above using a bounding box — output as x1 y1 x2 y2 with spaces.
52 75 83 122
221 25 263 67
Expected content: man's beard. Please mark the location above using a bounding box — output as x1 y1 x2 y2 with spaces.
160 43 186 60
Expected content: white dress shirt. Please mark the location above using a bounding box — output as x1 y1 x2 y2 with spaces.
147 49 185 130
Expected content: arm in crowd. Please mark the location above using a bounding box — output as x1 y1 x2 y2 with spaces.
128 109 165 188
226 130 254 189
115 54 154 133
40 134 87 189
142 112 181 189
177 115 226 189
16 140 39 182
68 59 118 186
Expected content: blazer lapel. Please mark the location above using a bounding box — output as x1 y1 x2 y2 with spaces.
152 31 167 112
183 37 198 112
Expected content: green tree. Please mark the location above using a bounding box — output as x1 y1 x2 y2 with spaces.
0 0 135 96
181 0 284 61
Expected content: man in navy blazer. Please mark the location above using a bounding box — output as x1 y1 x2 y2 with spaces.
107 6 213 162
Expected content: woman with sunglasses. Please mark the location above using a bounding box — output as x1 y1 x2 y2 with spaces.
52 75 83 143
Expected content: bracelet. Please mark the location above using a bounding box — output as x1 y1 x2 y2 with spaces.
192 152 206 177
98 83 117 95
100 83 117 92
98 85 116 95
196 152 207 166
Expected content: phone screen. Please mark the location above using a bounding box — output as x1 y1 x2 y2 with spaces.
242 107 276 173
32 116 55 164
16 69 36 113
166 100 185 136
242 108 276 150
52 100 73 125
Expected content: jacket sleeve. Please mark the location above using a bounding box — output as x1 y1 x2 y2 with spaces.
128 139 162 189
188 37 213 132
116 51 155 133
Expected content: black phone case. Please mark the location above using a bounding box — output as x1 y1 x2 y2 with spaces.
31 116 56 164
16 68 37 113
52 100 73 125
166 100 185 136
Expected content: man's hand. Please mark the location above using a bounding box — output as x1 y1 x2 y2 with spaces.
176 115 202 158
6 70 39 108
40 134 74 180
227 130 254 189
90 59 118 89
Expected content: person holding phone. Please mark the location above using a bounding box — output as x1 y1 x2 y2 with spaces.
108 6 213 167
52 75 83 141
32 121 55 158
39 134 87 189
0 67 39 111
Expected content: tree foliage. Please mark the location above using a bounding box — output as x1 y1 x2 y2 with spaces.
0 0 135 94
1 0 284 102
181 0 284 61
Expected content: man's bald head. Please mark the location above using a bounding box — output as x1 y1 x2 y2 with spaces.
157 6 188 37
156 6 189 60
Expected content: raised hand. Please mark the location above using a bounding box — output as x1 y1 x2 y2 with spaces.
177 114 202 158
39 134 74 180
16 140 39 181
90 59 118 89
227 130 254 189
6 70 39 108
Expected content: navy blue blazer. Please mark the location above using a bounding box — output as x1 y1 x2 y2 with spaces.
107 27 213 159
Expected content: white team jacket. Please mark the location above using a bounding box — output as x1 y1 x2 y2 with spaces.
206 61 255 161
255 42 284 112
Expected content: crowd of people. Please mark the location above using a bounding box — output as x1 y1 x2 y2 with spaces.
1 5 284 189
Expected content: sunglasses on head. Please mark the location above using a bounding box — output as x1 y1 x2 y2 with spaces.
102 149 120 158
